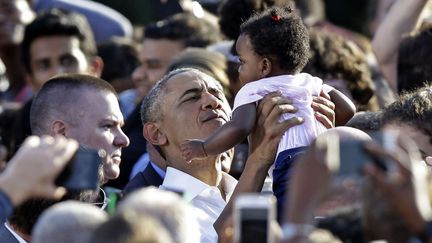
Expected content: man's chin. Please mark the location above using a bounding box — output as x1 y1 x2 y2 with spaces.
102 165 120 184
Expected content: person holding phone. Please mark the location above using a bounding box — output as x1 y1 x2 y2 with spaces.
0 135 78 222
3 74 129 242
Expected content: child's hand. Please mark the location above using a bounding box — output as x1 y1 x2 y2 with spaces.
180 139 207 162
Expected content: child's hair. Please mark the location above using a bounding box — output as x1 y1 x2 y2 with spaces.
239 6 310 74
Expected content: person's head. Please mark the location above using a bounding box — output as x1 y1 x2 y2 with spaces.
30 74 130 183
0 0 34 45
97 37 139 93
303 29 378 111
236 6 309 85
89 210 173 243
218 0 295 40
118 187 199 243
32 201 108 243
397 24 432 94
141 68 231 170
167 47 232 103
21 8 103 90
381 87 432 164
9 189 99 241
346 111 382 133
132 11 221 97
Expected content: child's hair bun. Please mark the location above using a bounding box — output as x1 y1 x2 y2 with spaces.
270 9 281 23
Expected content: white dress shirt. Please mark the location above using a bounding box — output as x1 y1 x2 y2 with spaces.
161 167 238 243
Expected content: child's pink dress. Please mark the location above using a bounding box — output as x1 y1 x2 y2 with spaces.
233 73 330 168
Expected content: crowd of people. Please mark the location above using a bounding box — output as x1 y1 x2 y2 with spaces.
0 0 431 242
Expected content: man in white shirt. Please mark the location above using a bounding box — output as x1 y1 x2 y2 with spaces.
141 68 320 242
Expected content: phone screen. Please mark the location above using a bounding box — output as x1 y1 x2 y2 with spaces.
338 139 387 177
239 208 268 243
338 140 370 176
55 146 101 190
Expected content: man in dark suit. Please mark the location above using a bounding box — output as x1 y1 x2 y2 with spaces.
123 162 163 193
123 144 166 192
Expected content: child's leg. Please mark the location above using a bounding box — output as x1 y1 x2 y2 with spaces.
272 146 308 222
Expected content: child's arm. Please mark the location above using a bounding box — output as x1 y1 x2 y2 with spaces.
328 89 356 126
181 103 256 161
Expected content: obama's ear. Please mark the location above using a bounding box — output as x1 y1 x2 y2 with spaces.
143 122 167 146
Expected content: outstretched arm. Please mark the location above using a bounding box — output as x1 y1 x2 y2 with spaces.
372 0 428 92
204 103 256 155
328 89 356 126
181 103 256 161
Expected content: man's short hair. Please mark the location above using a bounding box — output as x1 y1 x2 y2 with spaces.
144 11 221 48
381 86 432 142
89 210 173 243
30 74 115 135
140 68 222 125
117 187 199 243
21 8 97 74
32 201 107 243
346 111 382 132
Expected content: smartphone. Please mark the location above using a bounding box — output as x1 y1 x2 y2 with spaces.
55 145 101 190
337 132 391 177
234 193 276 243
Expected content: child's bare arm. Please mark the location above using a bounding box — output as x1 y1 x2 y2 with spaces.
328 88 356 126
203 103 257 155
180 103 257 161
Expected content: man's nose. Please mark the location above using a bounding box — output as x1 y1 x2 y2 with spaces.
115 129 130 148
202 92 222 110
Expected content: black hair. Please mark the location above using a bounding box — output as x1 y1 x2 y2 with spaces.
218 0 295 40
304 29 377 111
381 86 432 144
21 8 96 74
240 6 310 73
397 23 432 94
97 38 139 82
144 11 221 48
9 190 97 236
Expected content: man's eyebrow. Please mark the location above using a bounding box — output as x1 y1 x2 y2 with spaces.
178 87 202 101
101 117 124 126
208 86 223 95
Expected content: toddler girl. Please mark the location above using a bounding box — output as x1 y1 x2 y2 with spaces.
181 6 355 218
